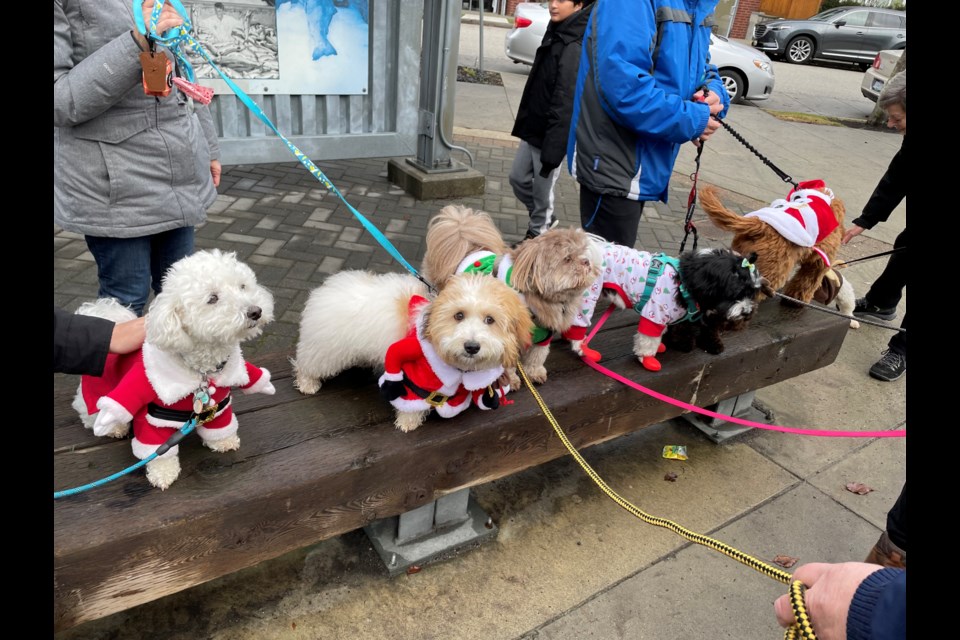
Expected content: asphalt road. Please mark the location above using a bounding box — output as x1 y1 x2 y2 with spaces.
456 20 882 122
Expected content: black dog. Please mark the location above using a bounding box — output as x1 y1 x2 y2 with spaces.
563 243 764 371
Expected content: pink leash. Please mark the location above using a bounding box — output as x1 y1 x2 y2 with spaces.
579 306 906 439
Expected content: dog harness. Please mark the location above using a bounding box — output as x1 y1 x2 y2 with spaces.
633 254 700 325
458 250 553 346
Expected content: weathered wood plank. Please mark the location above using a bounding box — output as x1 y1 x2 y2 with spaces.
53 301 848 631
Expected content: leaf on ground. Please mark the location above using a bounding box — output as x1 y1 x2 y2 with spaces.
664 471 678 482
773 555 798 568
845 482 874 495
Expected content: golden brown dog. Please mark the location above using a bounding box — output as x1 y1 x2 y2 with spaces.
421 204 602 384
699 180 845 303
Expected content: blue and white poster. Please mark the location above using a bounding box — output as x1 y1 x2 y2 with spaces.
184 0 370 96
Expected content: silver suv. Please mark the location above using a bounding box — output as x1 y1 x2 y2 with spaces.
752 6 906 68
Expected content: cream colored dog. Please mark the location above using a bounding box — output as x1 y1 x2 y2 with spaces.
293 270 532 432
421 204 602 385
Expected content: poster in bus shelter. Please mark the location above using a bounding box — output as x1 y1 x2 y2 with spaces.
183 0 369 95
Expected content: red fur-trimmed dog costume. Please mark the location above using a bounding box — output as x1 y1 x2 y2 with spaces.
699 180 845 304
378 295 507 418
82 342 273 460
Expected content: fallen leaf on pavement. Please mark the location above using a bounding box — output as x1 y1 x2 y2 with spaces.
773 555 798 568
845 482 874 495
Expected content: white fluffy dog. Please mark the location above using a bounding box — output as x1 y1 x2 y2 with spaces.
73 249 276 490
293 270 532 432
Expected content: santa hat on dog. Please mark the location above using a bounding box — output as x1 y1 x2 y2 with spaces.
745 179 839 264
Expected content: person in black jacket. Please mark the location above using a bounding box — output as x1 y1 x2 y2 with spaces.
53 306 145 376
508 0 594 241
842 70 906 382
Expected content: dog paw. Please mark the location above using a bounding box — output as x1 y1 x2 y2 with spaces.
146 456 181 490
294 375 322 395
204 434 241 452
527 366 548 385
501 369 521 390
849 319 860 329
100 421 131 439
395 411 427 433
640 356 661 372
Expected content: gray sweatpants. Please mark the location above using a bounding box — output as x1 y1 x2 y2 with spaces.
508 140 561 237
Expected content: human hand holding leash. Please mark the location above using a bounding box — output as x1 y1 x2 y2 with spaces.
692 87 722 146
773 562 884 640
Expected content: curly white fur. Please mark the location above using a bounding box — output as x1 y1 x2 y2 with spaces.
73 249 276 490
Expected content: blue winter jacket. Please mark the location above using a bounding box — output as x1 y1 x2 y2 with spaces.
567 0 729 203
846 568 906 640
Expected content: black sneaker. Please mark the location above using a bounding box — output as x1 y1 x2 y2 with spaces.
853 297 896 321
869 349 906 382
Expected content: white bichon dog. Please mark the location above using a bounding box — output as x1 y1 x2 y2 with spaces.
73 249 276 490
292 270 533 432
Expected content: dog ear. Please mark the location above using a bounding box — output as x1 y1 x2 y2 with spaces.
146 292 194 353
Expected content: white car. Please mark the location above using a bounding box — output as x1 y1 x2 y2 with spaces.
504 5 774 104
709 34 775 104
860 49 903 102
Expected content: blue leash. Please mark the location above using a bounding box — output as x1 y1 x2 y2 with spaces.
134 1 432 290
54 417 197 499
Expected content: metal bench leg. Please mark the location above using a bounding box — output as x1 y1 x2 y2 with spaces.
363 488 498 576
681 390 766 443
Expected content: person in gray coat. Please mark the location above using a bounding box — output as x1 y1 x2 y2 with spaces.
54 0 222 316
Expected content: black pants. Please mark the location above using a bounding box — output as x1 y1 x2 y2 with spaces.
580 186 645 248
886 482 906 551
866 227 907 356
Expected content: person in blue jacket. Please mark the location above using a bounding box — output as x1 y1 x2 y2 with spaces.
567 0 730 248
773 562 906 640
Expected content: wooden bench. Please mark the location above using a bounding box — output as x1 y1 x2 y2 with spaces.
53 300 848 632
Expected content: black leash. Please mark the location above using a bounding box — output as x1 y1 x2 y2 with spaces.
837 247 905 267
771 291 905 333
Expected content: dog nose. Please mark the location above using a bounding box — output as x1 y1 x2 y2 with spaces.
247 307 262 321
464 341 480 355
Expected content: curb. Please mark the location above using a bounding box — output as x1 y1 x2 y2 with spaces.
460 12 512 29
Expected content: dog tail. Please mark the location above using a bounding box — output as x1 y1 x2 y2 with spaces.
698 187 767 235
422 204 509 290
75 298 139 323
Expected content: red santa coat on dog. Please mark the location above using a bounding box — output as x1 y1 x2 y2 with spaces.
378 296 505 417
83 342 272 460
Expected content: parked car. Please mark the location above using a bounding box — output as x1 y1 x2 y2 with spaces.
752 6 905 68
709 34 774 104
860 49 903 102
504 4 774 104
504 2 548 66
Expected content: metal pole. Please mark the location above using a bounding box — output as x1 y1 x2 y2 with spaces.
409 0 467 173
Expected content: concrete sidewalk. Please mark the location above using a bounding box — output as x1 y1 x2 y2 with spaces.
53 33 907 640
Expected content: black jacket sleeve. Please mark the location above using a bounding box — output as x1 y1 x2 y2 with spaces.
852 135 906 230
539 39 583 172
53 306 114 376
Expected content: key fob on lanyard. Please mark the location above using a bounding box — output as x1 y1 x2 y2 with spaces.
140 45 173 97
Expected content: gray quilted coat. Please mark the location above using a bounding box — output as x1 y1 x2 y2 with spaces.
54 0 221 238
